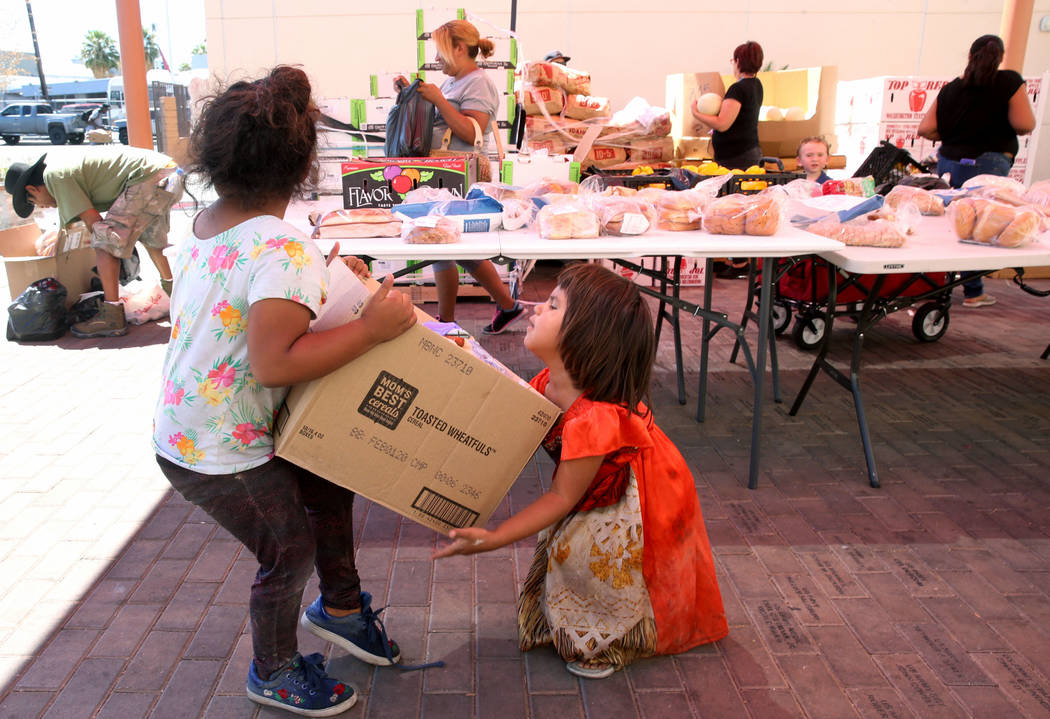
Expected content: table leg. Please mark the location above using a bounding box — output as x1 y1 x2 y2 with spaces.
850 275 886 489
747 260 774 489
697 257 714 423
671 257 685 405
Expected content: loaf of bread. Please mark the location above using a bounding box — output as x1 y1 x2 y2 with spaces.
402 216 461 244
656 191 703 231
949 198 978 239
704 193 780 236
885 185 945 216
627 136 675 164
525 178 579 197
601 185 638 197
1023 179 1050 207
537 204 600 239
961 174 1026 205
743 194 781 236
809 218 906 247
972 201 1016 243
995 209 1040 248
592 197 657 235
521 86 565 116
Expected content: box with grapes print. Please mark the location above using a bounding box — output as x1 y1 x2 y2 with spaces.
341 156 478 209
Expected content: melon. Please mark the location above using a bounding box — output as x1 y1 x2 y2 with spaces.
695 92 723 115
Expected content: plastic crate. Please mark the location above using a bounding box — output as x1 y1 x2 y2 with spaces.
582 169 679 191
853 140 929 191
718 171 805 196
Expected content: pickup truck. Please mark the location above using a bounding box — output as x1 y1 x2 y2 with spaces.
0 103 87 145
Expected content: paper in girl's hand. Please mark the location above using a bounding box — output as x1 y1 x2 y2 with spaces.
310 257 372 332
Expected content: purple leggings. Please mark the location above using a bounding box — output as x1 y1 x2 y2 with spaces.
156 455 361 677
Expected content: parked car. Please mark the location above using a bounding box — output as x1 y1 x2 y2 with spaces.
0 103 87 145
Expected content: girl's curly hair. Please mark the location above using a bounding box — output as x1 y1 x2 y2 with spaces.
188 65 319 208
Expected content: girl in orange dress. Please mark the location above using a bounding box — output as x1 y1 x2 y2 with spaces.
433 263 727 678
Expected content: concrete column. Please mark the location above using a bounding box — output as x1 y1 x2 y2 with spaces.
1000 0 1035 73
115 0 152 149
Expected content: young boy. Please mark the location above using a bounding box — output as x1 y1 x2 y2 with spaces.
797 136 832 184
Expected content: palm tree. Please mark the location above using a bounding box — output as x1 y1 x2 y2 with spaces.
81 30 119 78
142 27 160 69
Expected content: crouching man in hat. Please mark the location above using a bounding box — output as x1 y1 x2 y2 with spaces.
543 50 570 65
4 147 183 338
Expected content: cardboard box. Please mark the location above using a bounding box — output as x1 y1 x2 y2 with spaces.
666 72 726 139
0 222 95 308
499 152 582 186
417 37 517 71
732 66 837 159
351 97 396 133
674 136 712 160
341 156 478 209
275 269 559 534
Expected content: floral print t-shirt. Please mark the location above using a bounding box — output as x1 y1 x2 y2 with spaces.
152 214 328 474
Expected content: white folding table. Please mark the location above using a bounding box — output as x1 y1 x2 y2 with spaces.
790 215 1050 487
289 196 843 488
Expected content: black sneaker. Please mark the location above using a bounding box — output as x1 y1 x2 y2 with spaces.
482 303 525 335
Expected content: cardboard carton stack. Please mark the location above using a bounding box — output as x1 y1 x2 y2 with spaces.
834 72 1047 184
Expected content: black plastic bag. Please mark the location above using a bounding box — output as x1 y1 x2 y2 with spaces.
6 277 68 342
384 79 434 157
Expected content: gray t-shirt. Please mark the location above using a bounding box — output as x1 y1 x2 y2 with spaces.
432 69 499 154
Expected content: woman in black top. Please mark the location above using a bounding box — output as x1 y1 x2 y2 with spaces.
692 41 764 171
692 41 765 277
918 34 1035 307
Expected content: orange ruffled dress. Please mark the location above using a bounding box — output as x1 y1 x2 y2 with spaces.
517 369 727 668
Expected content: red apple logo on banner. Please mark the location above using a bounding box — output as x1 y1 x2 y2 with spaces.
909 88 927 112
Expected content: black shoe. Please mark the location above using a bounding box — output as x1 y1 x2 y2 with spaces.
717 263 750 279
482 303 525 335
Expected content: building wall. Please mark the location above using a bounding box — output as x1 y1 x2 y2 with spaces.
203 0 1050 180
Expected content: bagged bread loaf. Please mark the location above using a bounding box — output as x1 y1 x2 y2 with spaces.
527 137 571 156
524 115 590 145
1023 179 1050 207
703 193 781 236
402 215 461 244
654 190 704 231
564 94 612 121
590 196 657 236
524 178 579 197
949 197 1040 247
961 174 1026 205
583 145 629 169
521 86 565 116
311 208 402 239
523 61 565 88
885 185 945 216
536 203 600 239
501 198 533 231
808 217 907 248
471 182 526 201
560 66 592 95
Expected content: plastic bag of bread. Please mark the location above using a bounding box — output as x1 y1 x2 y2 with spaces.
884 185 945 216
703 192 781 236
583 144 629 169
783 178 823 198
948 197 1040 248
560 66 592 95
501 198 534 231
535 203 600 239
471 182 527 201
522 61 565 88
589 195 657 236
521 86 565 116
1023 179 1050 208
523 178 580 197
960 174 1026 205
808 217 907 248
652 189 704 231
311 208 402 239
401 215 461 244
34 229 59 257
564 94 611 121
526 137 572 156
606 97 672 140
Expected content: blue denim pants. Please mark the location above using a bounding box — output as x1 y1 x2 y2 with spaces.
156 455 361 677
937 151 1014 298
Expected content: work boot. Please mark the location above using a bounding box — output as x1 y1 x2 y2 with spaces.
71 301 128 338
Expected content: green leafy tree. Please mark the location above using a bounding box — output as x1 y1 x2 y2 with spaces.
178 62 191 72
191 41 206 56
143 27 161 68
81 30 119 78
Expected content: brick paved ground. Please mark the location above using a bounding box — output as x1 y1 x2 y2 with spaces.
1 254 1049 718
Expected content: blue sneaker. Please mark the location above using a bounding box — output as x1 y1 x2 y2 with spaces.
300 592 401 666
246 652 356 716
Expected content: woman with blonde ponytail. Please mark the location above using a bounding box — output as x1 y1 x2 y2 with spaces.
394 19 525 333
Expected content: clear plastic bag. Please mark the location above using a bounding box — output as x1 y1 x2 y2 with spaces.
534 202 600 239
948 197 1039 248
119 280 169 325
960 174 1026 205
588 195 657 236
400 215 461 244
1023 179 1050 207
703 191 782 236
807 216 907 247
884 185 946 216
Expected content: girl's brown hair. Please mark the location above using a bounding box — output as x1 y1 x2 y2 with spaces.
556 263 655 412
963 34 1004 87
188 65 319 209
433 20 494 65
733 41 764 75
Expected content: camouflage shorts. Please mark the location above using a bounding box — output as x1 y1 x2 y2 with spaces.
90 167 184 259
